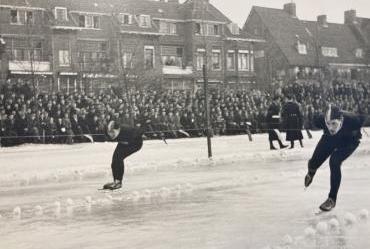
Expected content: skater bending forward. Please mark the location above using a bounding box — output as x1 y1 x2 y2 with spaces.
103 121 143 190
305 104 366 211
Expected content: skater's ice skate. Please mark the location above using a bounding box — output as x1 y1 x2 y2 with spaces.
305 171 316 188
319 198 336 212
103 180 122 190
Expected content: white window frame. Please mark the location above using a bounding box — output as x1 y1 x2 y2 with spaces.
25 11 34 25
196 48 206 70
355 48 363 58
119 13 132 25
139 15 151 28
227 50 236 71
169 23 177 34
144 45 155 69
10 9 21 24
297 43 307 55
238 50 249 71
211 49 222 71
321 47 338 57
54 7 68 21
59 50 71 67
122 51 133 69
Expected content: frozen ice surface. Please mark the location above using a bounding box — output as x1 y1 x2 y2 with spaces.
0 130 370 249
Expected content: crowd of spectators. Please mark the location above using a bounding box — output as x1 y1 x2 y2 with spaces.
0 78 369 147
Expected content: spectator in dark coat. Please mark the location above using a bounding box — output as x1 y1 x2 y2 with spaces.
282 95 304 149
266 98 288 150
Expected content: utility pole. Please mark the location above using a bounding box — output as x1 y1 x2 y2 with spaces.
201 0 212 159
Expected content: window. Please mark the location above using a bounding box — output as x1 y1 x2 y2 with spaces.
228 23 240 35
93 16 100 29
139 15 151 28
119 14 132 25
355 48 363 58
208 25 219 36
79 15 85 27
9 39 43 61
195 23 201 35
297 43 307 55
122 52 133 69
85 16 93 28
79 15 100 28
55 7 68 21
195 23 220 36
25 11 34 25
250 53 254 72
59 50 70 66
159 21 176 34
161 46 183 67
144 46 154 69
238 51 249 71
10 10 20 24
322 47 338 57
212 49 221 70
196 48 206 70
78 41 109 71
227 50 235 71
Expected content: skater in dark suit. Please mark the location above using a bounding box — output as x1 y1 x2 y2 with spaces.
282 95 303 149
266 97 288 150
103 121 143 190
305 104 367 211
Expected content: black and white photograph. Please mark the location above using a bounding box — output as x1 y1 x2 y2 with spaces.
0 0 370 248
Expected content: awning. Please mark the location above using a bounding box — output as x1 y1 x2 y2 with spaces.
82 73 118 79
10 71 53 75
59 72 78 76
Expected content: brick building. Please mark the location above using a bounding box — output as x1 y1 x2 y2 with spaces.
0 0 263 92
243 3 370 86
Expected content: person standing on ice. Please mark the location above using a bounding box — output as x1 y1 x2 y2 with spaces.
103 120 143 190
281 94 304 149
266 97 288 150
304 104 367 211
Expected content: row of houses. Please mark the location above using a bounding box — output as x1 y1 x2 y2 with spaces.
0 0 262 92
1 1 370 91
244 3 370 85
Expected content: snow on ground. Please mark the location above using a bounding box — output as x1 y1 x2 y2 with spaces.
0 129 369 249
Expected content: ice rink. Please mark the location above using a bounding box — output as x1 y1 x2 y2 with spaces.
0 130 369 249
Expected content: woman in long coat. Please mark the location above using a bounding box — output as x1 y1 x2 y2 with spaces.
282 96 303 149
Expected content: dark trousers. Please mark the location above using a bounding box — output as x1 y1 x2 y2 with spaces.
308 135 359 201
111 141 143 181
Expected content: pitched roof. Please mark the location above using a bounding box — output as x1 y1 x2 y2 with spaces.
181 0 230 23
304 21 367 65
252 6 367 67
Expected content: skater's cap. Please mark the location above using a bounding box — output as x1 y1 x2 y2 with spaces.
326 104 342 121
107 120 120 131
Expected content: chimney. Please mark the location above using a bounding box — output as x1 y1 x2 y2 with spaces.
317 15 328 27
283 2 296 17
344 9 357 24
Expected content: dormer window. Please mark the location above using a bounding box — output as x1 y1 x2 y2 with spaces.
54 7 68 21
10 10 20 24
355 48 363 58
119 13 132 25
159 21 176 34
322 47 338 57
139 15 151 28
79 15 100 29
228 23 240 35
